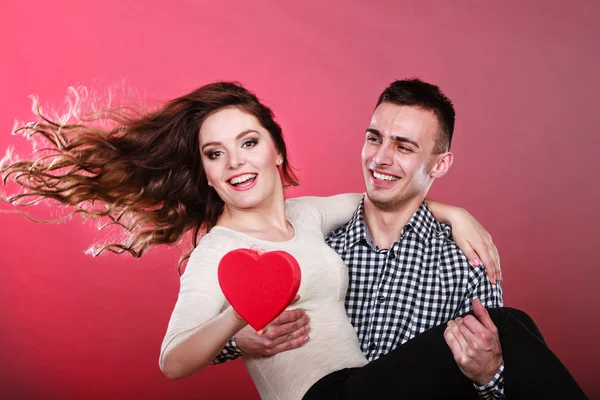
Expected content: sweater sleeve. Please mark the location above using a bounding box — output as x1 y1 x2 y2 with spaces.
286 193 363 236
159 245 226 367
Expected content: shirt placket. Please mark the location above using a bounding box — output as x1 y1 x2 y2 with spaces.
367 249 393 359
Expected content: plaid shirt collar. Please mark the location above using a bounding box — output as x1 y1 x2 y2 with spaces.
341 198 446 254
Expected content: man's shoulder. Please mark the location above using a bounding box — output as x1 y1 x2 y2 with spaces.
432 229 490 284
430 226 472 266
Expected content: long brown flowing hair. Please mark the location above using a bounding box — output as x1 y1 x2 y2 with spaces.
1 82 298 272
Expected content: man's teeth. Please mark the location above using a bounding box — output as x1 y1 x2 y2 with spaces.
230 174 257 185
373 171 399 181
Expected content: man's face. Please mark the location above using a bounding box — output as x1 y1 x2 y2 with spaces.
361 103 445 211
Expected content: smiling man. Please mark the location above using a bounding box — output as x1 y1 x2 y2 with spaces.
322 79 505 398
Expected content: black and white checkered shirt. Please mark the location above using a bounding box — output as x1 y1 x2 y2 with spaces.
325 198 505 399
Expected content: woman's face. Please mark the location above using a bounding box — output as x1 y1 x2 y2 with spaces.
199 106 283 211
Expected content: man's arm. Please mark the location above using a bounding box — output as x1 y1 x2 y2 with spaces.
445 299 505 400
447 264 505 400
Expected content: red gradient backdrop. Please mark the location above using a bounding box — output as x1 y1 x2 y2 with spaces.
1 1 598 399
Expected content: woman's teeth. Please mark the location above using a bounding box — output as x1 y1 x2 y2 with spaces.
229 174 257 185
373 171 399 181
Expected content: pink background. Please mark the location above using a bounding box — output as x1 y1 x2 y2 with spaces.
1 1 598 398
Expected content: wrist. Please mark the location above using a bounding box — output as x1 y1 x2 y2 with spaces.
428 198 466 225
231 335 245 355
428 200 464 226
447 206 468 226
474 358 504 386
224 306 248 332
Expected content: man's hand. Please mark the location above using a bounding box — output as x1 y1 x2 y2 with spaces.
235 295 310 356
444 299 503 385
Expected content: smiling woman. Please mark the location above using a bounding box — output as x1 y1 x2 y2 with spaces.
0 82 298 270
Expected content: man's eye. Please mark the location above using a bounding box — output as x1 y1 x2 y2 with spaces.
367 136 380 143
398 146 412 153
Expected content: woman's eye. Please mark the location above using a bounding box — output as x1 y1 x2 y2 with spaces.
207 151 222 159
242 139 258 148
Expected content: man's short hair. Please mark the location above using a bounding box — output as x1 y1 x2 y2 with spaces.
376 78 455 153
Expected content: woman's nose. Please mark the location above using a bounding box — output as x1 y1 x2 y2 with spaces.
227 151 246 169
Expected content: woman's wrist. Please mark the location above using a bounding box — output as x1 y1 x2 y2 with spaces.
446 206 469 226
224 306 248 332
427 199 465 225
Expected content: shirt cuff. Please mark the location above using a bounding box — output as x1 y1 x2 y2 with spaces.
233 336 244 355
209 336 244 365
472 360 505 399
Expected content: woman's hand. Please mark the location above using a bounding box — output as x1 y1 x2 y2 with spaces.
234 245 310 355
250 244 266 256
427 200 501 284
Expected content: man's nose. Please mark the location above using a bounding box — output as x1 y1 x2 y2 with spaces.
372 143 393 166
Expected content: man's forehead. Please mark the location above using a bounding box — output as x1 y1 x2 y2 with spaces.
369 103 437 138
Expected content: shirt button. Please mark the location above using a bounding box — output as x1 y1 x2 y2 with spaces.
369 342 377 351
378 295 386 303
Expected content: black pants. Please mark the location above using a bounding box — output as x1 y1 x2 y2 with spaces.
303 307 588 399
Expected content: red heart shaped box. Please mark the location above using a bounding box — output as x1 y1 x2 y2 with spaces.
218 249 301 330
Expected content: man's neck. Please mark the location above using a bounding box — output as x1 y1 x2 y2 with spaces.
363 196 424 249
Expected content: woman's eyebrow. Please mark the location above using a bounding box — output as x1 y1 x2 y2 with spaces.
201 129 259 150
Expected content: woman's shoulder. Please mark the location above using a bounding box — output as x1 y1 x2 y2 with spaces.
186 228 239 263
182 228 245 277
196 228 240 252
284 197 321 225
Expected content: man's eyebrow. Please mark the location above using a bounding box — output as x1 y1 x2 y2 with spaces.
366 128 382 137
366 128 420 148
201 129 259 151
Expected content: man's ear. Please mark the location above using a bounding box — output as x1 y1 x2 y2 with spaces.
430 152 453 178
